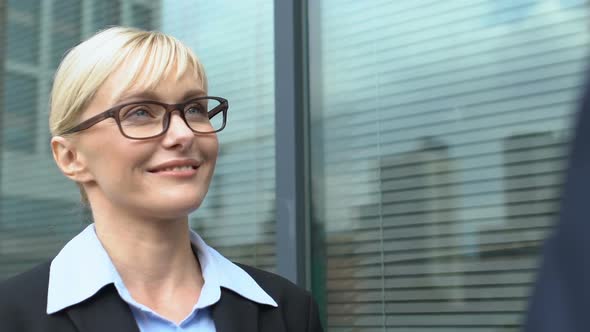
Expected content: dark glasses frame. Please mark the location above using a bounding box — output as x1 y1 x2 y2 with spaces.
61 96 228 140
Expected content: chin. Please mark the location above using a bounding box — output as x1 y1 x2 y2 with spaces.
140 204 200 222
143 192 206 218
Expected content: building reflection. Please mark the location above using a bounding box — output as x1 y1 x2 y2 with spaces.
324 132 566 329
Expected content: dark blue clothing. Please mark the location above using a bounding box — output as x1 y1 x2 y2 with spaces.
525 76 590 331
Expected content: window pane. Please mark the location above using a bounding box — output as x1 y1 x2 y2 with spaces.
3 73 37 152
52 0 82 68
92 0 120 30
7 0 40 65
162 0 276 272
131 4 154 31
309 1 590 330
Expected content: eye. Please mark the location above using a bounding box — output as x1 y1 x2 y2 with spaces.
185 103 208 117
121 105 159 120
127 108 153 118
129 109 151 117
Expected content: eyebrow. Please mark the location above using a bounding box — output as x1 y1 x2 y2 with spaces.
114 89 206 104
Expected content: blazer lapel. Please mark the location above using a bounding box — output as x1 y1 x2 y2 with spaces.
211 288 259 332
65 285 140 332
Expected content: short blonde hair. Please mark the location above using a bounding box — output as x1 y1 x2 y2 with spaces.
50 26 208 203
49 26 208 136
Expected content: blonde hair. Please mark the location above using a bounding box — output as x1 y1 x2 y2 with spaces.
49 26 208 203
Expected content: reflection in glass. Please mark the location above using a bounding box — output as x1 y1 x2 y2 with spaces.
7 0 40 65
92 0 120 30
52 0 81 68
3 73 37 152
131 4 154 31
309 1 590 330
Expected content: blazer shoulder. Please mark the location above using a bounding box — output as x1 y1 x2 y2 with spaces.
0 261 57 330
236 263 324 332
0 261 51 304
236 263 309 303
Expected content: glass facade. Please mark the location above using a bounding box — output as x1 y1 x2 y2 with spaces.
309 1 590 331
1 1 589 331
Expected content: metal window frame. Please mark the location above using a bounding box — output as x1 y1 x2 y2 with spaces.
274 0 310 288
0 0 5 217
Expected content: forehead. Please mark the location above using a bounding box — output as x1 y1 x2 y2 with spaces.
100 57 204 106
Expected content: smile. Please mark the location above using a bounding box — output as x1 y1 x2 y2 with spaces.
147 159 201 176
156 165 196 172
147 166 199 179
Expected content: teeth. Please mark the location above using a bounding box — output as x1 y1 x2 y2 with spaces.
162 166 194 172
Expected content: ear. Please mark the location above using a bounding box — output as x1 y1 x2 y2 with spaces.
51 136 95 183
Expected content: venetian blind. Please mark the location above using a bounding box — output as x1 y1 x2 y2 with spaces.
310 1 590 331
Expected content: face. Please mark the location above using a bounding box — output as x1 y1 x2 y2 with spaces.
58 62 219 221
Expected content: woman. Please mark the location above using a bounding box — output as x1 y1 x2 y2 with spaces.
0 27 323 332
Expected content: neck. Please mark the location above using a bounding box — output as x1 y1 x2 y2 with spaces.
94 212 197 282
89 198 204 322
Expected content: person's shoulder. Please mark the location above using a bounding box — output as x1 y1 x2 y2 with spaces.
0 261 75 331
236 263 324 331
0 261 51 319
236 263 311 304
0 261 51 300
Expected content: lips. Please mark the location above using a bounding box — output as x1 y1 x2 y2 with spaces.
147 159 201 173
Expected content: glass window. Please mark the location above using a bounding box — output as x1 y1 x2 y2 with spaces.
3 73 37 152
131 4 154 31
6 0 40 65
309 1 590 330
52 0 82 68
92 0 120 30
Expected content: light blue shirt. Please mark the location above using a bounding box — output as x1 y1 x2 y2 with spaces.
47 224 277 331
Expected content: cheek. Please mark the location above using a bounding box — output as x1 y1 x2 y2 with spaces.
84 140 152 183
197 134 219 163
208 136 220 159
198 136 219 184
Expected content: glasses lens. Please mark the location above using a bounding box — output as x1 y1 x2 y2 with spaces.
117 98 226 138
184 98 225 133
119 103 166 138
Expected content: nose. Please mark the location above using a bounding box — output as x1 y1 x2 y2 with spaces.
162 110 194 149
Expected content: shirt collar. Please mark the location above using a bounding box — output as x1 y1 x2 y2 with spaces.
47 224 277 314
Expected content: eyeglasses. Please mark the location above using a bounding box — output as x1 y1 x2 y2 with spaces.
62 96 229 140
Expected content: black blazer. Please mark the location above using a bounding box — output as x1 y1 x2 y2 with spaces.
0 261 323 332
